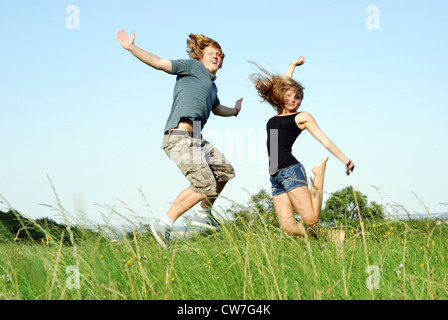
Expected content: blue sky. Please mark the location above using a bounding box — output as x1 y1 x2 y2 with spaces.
1 0 447 225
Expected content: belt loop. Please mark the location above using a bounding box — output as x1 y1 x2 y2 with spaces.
165 129 176 137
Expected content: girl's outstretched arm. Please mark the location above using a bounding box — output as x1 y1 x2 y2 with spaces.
295 112 355 175
117 29 172 73
285 56 305 78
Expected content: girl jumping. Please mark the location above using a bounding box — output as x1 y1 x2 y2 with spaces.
251 57 354 241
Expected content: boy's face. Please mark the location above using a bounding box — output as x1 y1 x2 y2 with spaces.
200 46 223 75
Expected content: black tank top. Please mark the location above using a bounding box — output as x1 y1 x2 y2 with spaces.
266 113 303 174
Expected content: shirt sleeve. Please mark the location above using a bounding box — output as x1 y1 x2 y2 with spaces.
170 59 194 76
212 97 220 109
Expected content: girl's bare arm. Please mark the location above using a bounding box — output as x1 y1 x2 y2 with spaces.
285 56 305 78
295 112 355 175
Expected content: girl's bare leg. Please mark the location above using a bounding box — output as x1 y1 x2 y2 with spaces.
272 157 328 234
274 156 345 242
273 193 307 236
287 156 328 225
309 156 329 218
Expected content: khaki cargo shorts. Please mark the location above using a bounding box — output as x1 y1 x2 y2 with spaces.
162 134 235 197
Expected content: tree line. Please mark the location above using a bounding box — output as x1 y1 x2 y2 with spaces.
0 209 91 243
1 186 383 242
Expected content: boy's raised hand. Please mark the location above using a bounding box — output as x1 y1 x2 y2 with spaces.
235 98 243 116
117 29 135 50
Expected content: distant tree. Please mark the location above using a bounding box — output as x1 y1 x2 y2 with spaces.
0 209 29 240
249 188 274 216
321 186 384 221
0 209 88 243
227 188 277 227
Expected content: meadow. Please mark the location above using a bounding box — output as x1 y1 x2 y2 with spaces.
1 208 447 301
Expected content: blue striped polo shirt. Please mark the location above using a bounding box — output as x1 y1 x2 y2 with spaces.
163 59 220 132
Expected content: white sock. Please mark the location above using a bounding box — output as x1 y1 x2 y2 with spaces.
160 215 174 227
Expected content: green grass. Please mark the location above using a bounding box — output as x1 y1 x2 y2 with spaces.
1 215 448 300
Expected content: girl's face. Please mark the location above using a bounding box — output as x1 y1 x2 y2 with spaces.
282 87 303 113
200 46 223 75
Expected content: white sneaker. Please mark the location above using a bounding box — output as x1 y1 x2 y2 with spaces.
191 208 221 230
149 222 171 248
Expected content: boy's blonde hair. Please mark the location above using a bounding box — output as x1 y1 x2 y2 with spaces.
250 63 304 113
186 33 225 67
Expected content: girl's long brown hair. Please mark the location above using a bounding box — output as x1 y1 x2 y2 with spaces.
250 62 304 113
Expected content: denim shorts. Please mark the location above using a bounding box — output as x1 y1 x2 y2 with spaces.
269 162 308 196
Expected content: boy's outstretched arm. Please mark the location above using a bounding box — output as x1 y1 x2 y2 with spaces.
285 56 305 78
117 29 172 73
212 98 243 117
